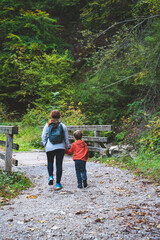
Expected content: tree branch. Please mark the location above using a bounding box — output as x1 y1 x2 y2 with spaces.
101 73 140 89
95 15 160 40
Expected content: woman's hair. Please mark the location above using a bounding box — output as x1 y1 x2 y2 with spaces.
48 110 61 126
74 130 82 140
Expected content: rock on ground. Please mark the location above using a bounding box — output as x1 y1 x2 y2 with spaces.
0 151 160 240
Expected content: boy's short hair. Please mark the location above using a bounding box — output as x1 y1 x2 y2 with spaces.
74 130 82 140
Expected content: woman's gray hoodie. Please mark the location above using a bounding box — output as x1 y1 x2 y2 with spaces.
42 121 69 152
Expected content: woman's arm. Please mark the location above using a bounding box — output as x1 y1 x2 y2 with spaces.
41 123 49 146
62 123 69 149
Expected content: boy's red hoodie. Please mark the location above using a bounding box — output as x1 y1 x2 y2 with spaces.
66 140 88 161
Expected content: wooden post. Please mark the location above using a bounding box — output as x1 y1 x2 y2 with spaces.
94 130 100 148
5 134 13 172
68 130 72 147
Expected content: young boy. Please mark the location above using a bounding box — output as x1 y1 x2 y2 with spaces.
66 130 88 188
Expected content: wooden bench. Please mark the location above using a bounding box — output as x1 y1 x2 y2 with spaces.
0 126 19 171
41 125 112 154
67 125 112 154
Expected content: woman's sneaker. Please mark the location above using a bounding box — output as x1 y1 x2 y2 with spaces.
48 176 53 185
56 183 62 190
83 180 88 188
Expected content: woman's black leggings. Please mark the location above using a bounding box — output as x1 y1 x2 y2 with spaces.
46 149 65 183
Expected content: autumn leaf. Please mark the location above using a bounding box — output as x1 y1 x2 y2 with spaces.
75 210 88 215
94 218 104 223
27 228 35 231
26 195 37 199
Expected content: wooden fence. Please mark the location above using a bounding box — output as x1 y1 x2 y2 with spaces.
0 126 19 171
67 125 112 154
40 125 112 153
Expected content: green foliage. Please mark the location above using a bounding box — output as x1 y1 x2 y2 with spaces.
80 0 127 31
74 15 160 124
139 116 160 154
21 108 50 127
0 170 32 205
133 0 160 16
115 132 126 142
0 47 74 114
91 152 160 183
0 0 74 116
60 102 88 125
13 125 42 151
55 0 80 7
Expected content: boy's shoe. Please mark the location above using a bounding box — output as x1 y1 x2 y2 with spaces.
56 183 62 190
83 180 88 188
48 176 53 185
77 184 82 189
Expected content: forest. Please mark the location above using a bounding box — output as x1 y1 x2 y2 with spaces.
0 0 160 180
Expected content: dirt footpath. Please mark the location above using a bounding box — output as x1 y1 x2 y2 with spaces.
0 151 160 240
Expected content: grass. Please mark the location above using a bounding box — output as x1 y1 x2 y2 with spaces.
90 152 160 183
0 125 43 152
14 125 43 151
0 170 32 205
0 124 41 205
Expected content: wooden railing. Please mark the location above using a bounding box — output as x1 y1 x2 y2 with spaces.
0 126 19 171
67 125 112 154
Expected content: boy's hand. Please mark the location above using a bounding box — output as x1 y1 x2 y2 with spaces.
65 148 68 153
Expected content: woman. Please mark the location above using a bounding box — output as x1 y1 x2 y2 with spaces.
42 110 69 190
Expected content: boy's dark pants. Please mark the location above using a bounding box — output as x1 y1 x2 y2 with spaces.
74 160 87 187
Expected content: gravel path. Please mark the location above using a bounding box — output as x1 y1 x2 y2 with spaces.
0 151 160 240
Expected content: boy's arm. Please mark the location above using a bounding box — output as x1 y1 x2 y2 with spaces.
65 143 75 154
85 143 89 160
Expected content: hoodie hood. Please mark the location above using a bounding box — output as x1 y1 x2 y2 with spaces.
75 140 86 147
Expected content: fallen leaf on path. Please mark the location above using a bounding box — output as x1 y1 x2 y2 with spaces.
0 197 5 203
7 219 13 222
154 203 160 208
116 208 125 211
138 212 146 216
94 218 104 223
142 180 153 184
157 224 160 229
51 226 60 230
100 181 104 183
75 210 88 215
27 228 35 231
133 226 141 230
24 219 31 223
26 195 37 199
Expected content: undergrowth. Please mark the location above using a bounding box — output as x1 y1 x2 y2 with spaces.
0 170 32 205
91 152 160 184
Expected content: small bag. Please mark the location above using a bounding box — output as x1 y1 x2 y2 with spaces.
48 123 64 144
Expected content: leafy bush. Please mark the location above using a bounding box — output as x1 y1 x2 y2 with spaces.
60 102 88 125
0 170 32 205
139 116 160 154
115 132 126 142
